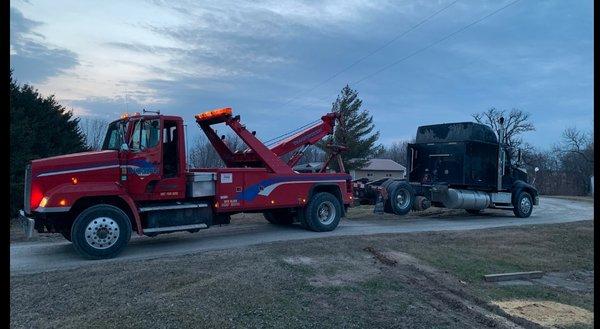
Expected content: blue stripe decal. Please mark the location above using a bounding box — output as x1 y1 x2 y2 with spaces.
236 174 350 201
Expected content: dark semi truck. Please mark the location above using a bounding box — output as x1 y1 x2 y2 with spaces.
377 118 539 218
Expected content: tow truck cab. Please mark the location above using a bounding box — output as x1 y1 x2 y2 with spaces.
20 109 353 259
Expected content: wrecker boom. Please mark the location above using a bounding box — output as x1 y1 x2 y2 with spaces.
197 109 344 171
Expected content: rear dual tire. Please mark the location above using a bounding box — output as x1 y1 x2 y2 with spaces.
389 181 415 216
301 192 342 232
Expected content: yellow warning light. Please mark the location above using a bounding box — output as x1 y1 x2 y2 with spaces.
120 113 129 119
195 107 232 122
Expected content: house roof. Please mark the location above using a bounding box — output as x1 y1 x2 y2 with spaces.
356 158 405 171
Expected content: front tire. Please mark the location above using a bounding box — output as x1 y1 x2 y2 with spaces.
71 204 132 259
513 191 533 218
303 192 342 232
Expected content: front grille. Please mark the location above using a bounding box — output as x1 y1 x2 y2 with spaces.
24 164 31 214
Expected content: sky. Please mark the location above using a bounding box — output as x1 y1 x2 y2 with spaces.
10 0 594 150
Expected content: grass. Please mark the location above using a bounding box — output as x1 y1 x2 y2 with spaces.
381 221 594 312
11 221 593 329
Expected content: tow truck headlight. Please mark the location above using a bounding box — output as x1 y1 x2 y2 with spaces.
39 196 49 208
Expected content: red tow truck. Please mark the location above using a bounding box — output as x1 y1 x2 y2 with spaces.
19 108 353 259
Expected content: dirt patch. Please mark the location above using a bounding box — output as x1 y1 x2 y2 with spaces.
283 256 315 265
532 270 594 292
494 300 594 328
309 270 378 287
364 246 397 266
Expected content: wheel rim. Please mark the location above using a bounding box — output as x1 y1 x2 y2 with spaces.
85 217 120 249
520 196 532 214
317 201 336 225
395 189 411 209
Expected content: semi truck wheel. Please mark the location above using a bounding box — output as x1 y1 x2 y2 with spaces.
380 179 395 213
303 192 342 232
390 181 414 216
263 209 295 225
513 191 533 218
71 204 132 259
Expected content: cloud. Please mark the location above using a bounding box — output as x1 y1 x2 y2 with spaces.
10 7 79 84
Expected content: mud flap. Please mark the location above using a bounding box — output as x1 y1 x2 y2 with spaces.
373 187 388 214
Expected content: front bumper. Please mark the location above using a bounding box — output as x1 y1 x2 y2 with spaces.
18 210 35 239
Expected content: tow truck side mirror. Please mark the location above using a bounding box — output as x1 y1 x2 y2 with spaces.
120 143 129 152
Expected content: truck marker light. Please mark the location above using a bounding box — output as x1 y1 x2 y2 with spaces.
71 177 78 184
39 197 49 208
270 200 275 204
120 113 129 119
59 199 68 206
195 107 232 121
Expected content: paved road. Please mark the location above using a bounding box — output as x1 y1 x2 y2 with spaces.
10 197 593 275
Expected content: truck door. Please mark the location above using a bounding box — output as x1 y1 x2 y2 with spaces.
126 118 186 200
153 120 186 199
126 118 162 199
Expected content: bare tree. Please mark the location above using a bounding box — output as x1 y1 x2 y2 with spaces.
188 134 248 168
299 145 326 164
189 136 224 168
472 108 535 159
521 127 594 196
379 139 414 167
554 127 594 195
558 127 594 164
79 118 109 150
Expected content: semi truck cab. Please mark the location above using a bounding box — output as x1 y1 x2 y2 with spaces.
377 119 539 218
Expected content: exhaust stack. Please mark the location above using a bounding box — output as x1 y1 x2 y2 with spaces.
497 117 506 190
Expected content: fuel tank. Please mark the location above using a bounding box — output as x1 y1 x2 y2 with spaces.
443 188 490 210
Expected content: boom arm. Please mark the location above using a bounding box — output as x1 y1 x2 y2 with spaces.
195 109 343 172
269 112 340 167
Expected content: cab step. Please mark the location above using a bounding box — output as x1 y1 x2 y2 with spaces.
143 223 208 233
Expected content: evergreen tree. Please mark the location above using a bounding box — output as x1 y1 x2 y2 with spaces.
10 71 87 216
323 85 382 171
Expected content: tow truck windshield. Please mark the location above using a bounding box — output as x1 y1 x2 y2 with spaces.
101 120 129 150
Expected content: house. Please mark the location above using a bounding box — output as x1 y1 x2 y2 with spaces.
349 158 406 180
